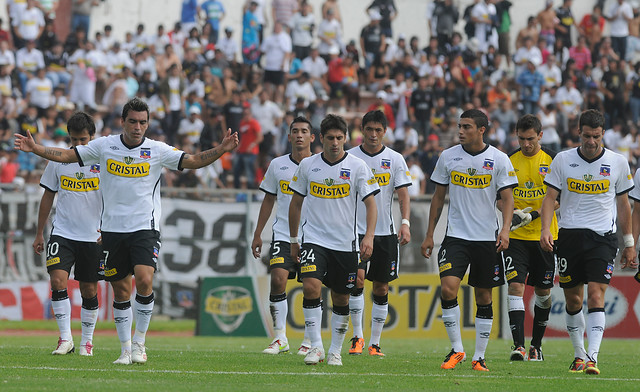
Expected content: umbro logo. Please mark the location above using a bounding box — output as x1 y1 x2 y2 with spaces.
312 168 321 172
110 146 120 150
453 157 463 161
569 163 579 167
279 166 289 170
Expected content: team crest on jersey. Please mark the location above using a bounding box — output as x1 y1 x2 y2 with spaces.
140 148 151 159
75 172 85 180
467 168 477 176
539 165 549 176
124 156 135 165
583 174 593 182
381 159 391 169
324 178 334 186
482 159 494 170
339 169 351 180
90 164 100 173
525 181 534 189
599 164 611 176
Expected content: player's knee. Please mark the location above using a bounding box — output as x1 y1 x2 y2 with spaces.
270 274 287 293
49 275 66 291
134 275 153 295
372 282 388 297
535 293 552 309
79 282 98 298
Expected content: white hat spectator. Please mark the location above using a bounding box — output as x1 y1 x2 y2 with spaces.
369 9 382 21
376 90 387 100
189 106 201 115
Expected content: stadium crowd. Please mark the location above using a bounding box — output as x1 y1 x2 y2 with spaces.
3 0 640 195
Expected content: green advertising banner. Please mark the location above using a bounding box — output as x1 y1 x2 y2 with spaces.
196 277 269 336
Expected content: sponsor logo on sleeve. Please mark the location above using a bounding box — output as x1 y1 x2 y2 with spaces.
279 180 293 195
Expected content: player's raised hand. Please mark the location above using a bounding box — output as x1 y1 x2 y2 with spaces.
14 131 36 153
251 236 262 259
421 236 434 259
220 128 239 153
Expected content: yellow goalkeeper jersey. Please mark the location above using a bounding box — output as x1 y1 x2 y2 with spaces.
508 147 558 241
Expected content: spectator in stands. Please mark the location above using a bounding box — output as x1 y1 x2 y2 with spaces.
261 22 292 105
516 59 544 115
433 0 459 53
16 39 45 95
218 27 238 64
606 0 634 61
368 0 397 38
201 0 225 44
272 0 298 28
12 0 45 49
569 35 592 72
71 0 100 37
178 105 205 148
368 90 395 130
317 7 341 62
233 101 262 189
579 4 605 52
158 63 185 144
290 1 314 61
555 0 577 50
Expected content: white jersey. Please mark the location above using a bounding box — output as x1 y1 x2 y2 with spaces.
544 148 634 235
75 135 185 233
628 170 640 202
289 152 380 252
348 145 411 236
431 144 517 241
40 159 102 242
259 154 308 242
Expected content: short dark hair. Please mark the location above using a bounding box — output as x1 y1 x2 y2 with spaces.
289 116 312 132
67 112 96 136
579 109 605 131
320 114 347 136
515 114 542 134
460 109 488 130
362 110 387 130
122 97 150 122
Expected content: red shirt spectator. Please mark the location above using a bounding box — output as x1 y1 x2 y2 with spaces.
569 37 592 71
0 151 20 183
237 104 262 155
367 91 396 129
327 56 344 83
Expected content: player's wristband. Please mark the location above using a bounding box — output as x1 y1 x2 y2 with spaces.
530 211 540 221
401 218 411 228
289 236 298 244
623 234 634 248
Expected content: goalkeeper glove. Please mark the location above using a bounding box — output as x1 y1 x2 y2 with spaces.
510 207 533 232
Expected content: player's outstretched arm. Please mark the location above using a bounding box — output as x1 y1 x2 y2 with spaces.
396 186 411 245
360 194 377 261
421 184 446 259
33 189 55 255
617 193 639 269
14 131 78 163
540 187 559 252
251 193 276 259
181 128 239 169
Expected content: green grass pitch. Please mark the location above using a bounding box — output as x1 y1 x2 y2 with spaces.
1 321 638 392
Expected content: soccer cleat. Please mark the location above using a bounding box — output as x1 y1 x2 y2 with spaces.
327 352 343 366
131 342 147 364
368 344 385 356
510 346 526 361
569 357 585 373
441 349 466 369
585 360 600 375
113 350 132 365
348 337 365 355
263 339 290 355
304 347 325 365
52 338 75 355
471 358 489 372
297 342 311 356
79 342 94 356
527 346 543 361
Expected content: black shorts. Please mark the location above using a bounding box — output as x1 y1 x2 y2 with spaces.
293 45 311 60
101 230 161 282
264 70 285 86
358 234 399 283
268 241 299 279
502 239 555 288
329 81 344 98
437 236 505 288
46 235 102 282
299 243 359 294
556 229 617 288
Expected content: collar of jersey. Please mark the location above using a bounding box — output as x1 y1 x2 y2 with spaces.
577 146 605 164
461 143 489 156
120 134 146 150
359 144 385 157
321 151 348 166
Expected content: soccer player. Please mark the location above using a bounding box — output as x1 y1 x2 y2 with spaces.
33 112 102 356
15 97 239 365
421 109 518 372
346 110 412 356
288 114 379 366
498 114 557 361
540 109 637 375
251 116 315 356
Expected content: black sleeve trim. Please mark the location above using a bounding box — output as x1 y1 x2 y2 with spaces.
543 181 561 192
259 187 277 196
362 189 381 201
497 183 517 193
39 184 57 193
177 152 186 171
429 179 449 186
395 183 412 190
74 147 85 167
617 185 634 196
